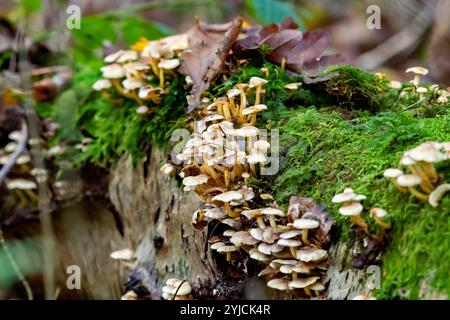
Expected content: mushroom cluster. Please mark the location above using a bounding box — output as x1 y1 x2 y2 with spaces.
384 141 450 206
162 278 192 300
396 66 450 104
332 188 390 231
171 76 331 297
92 34 189 114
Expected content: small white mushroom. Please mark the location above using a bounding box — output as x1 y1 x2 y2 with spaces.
428 183 450 207
92 79 112 91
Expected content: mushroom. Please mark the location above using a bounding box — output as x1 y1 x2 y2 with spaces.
249 228 264 241
396 174 429 201
405 66 428 86
407 141 446 183
162 278 192 300
122 77 142 91
216 245 238 262
292 218 319 245
92 79 112 91
223 229 236 237
369 208 391 230
257 243 283 255
277 239 302 258
204 207 227 220
236 83 249 120
210 242 226 250
212 191 244 217
339 202 368 229
288 276 320 296
242 104 267 125
280 230 302 239
101 64 125 79
116 50 138 64
267 278 289 291
182 174 209 188
416 87 427 99
230 231 259 247
249 77 268 105
242 209 266 229
383 168 406 192
226 88 240 116
296 247 328 263
249 248 270 262
428 183 450 207
284 83 302 90
157 58 180 88
104 50 124 63
121 291 138 300
260 207 285 228
136 105 150 114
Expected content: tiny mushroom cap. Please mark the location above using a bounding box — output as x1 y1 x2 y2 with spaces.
249 248 270 262
230 231 259 246
122 77 142 90
232 126 260 137
253 140 270 151
288 276 320 289
241 209 261 220
242 104 268 115
339 202 364 216
116 50 138 63
16 154 31 165
223 229 236 237
370 207 388 218
203 114 225 122
293 218 319 229
416 87 428 94
332 189 359 203
260 193 274 200
383 168 404 178
158 58 180 70
249 76 268 88
284 82 302 90
267 278 289 291
216 245 238 253
205 207 227 220
258 243 283 255
269 259 298 269
212 190 244 203
8 131 22 141
309 282 326 291
210 242 226 250
249 228 264 241
262 228 279 243
6 179 37 190
247 152 267 164
396 174 422 187
182 174 209 186
261 207 285 217
104 50 123 63
101 63 125 79
428 183 450 207
405 66 429 75
136 105 150 114
110 248 134 261
296 247 328 262
280 230 302 239
277 239 302 247
226 88 240 98
92 79 112 91
221 218 239 228
5 142 17 152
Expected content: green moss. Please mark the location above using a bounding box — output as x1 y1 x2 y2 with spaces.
270 107 450 299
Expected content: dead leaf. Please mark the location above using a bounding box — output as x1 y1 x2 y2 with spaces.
179 18 242 112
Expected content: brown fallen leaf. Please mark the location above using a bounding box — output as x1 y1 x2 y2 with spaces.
234 17 345 75
179 18 242 112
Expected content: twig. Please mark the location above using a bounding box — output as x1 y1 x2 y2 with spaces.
0 227 34 300
0 120 28 184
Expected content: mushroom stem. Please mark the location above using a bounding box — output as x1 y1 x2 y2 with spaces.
224 168 230 188
256 216 266 229
224 202 239 218
148 58 159 77
102 91 122 105
301 229 310 245
24 190 38 203
374 217 391 230
281 57 286 70
250 163 257 176
238 87 247 118
350 215 368 229
14 190 28 206
254 86 262 105
268 215 277 228
392 180 407 193
201 162 222 186
159 68 165 88
228 98 237 117
111 79 132 98
304 287 312 297
413 75 420 86
421 162 438 182
247 114 257 126
289 247 297 259
222 103 232 121
226 252 231 262
407 187 429 201
409 165 434 192
292 272 298 280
